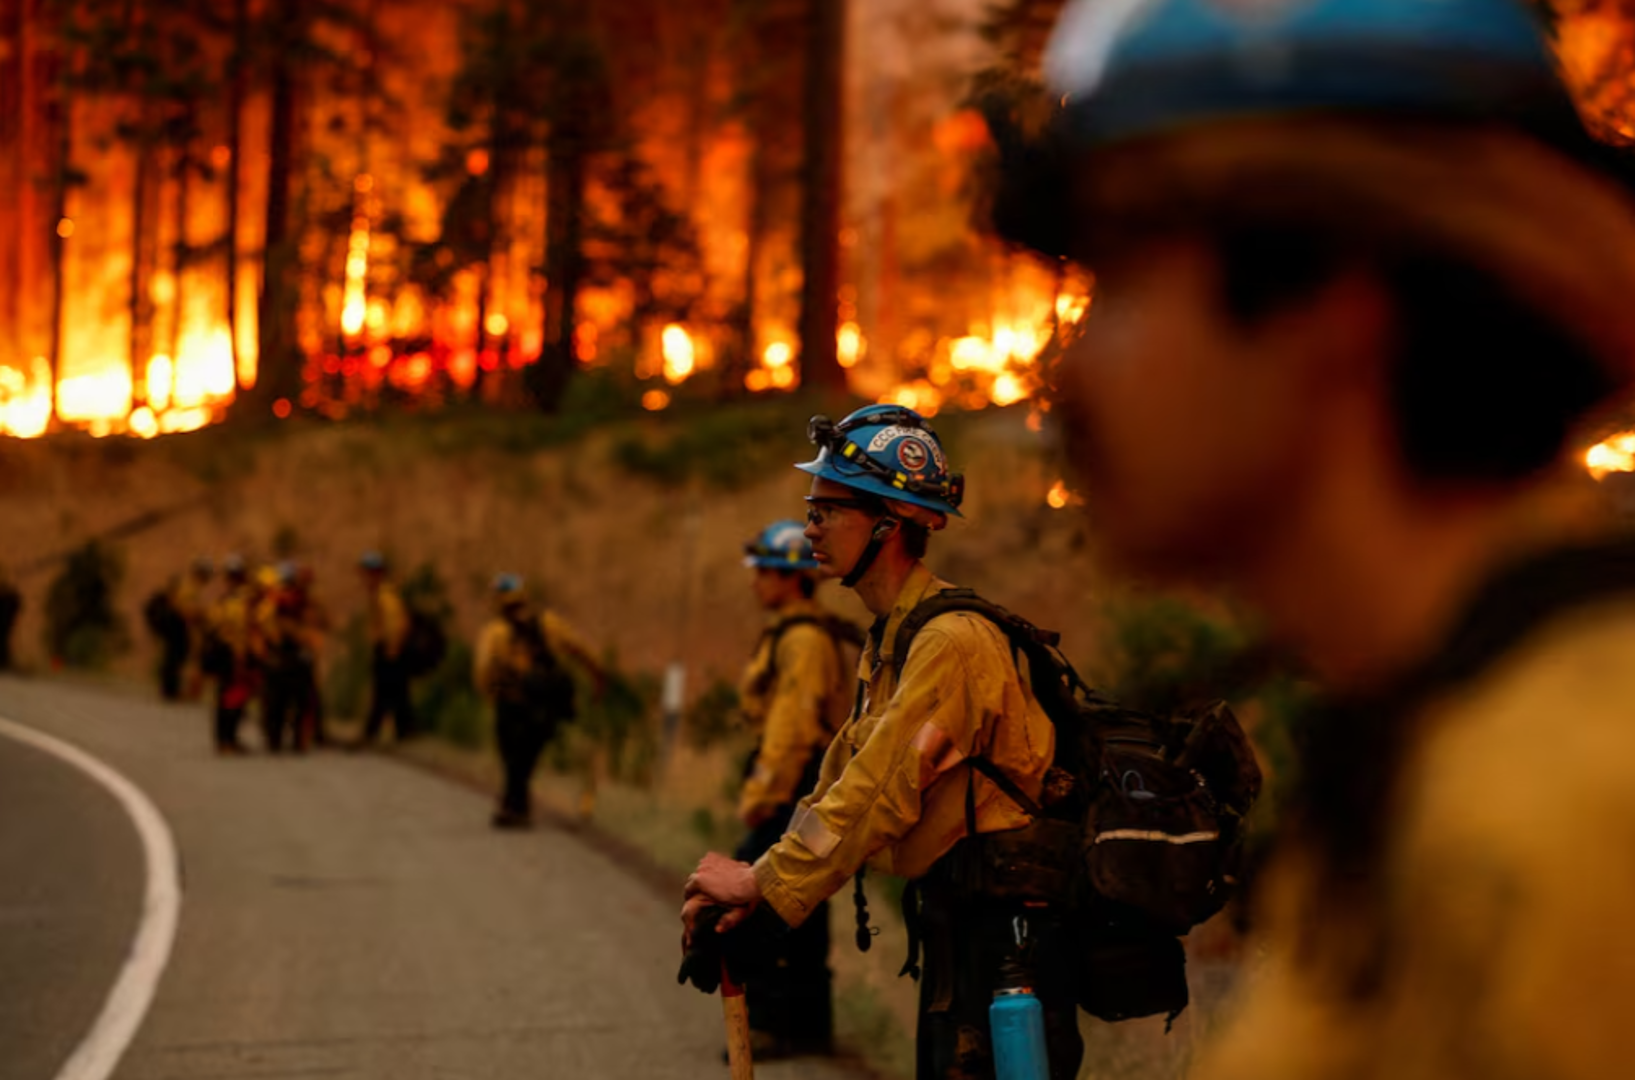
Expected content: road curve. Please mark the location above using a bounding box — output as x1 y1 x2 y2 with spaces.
0 676 861 1080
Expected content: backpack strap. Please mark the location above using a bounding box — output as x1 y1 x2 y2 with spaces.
752 612 864 709
891 587 1069 820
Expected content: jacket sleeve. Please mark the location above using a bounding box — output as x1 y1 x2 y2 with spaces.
752 619 1003 927
541 611 602 680
738 624 838 822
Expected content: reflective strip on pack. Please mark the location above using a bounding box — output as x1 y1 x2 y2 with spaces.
1093 828 1220 845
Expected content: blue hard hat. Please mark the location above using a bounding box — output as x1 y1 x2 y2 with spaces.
744 521 819 571
797 405 965 518
358 551 386 572
1044 0 1577 150
491 572 525 596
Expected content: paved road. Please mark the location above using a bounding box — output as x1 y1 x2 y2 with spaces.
0 676 861 1080
0 724 144 1080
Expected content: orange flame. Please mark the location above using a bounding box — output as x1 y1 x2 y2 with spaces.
1587 431 1635 479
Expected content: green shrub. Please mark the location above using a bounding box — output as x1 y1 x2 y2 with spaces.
415 638 486 749
43 541 128 668
683 675 741 751
611 394 835 490
573 652 662 784
323 612 372 721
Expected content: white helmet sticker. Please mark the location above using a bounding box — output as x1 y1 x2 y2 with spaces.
1044 0 1164 97
768 524 806 552
867 426 946 472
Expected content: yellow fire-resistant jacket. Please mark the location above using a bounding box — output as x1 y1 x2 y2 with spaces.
737 599 851 823
473 608 599 701
368 581 409 659
753 564 1054 929
208 584 257 662
1195 597 1635 1080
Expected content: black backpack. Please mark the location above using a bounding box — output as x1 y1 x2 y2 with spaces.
749 612 865 703
401 607 447 677
891 588 1262 1024
143 589 187 641
503 612 578 722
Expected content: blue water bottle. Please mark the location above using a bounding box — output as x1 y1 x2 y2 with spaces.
990 916 1050 1080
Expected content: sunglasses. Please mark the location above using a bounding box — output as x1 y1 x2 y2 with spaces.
804 496 882 527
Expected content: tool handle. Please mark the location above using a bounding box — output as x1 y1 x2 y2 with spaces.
721 964 754 1080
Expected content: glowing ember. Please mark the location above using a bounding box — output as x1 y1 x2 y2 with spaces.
1587 431 1635 479
341 176 374 339
641 388 672 411
146 354 175 412
57 367 133 423
837 322 865 368
56 218 74 239
128 406 159 439
764 342 793 368
273 398 293 419
661 324 696 384
1046 479 1072 509
485 312 510 338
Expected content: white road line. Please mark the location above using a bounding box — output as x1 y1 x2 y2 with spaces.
0 714 182 1080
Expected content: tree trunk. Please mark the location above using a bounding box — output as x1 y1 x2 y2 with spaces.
0 0 23 376
224 0 246 391
528 141 586 413
45 18 70 428
167 141 191 365
727 133 769 397
797 0 845 393
238 0 302 422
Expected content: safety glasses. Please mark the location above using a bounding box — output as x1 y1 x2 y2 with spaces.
804 496 882 527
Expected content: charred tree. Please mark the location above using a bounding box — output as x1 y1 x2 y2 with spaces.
237 0 304 422
224 0 246 390
796 0 844 392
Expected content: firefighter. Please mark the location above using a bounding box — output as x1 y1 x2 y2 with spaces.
170 556 214 700
473 573 604 828
732 520 853 1057
683 406 1080 1079
255 562 320 753
206 555 257 754
355 551 413 748
998 1 1635 1077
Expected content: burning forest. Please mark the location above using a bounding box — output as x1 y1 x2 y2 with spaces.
6 0 1635 481
0 0 1089 440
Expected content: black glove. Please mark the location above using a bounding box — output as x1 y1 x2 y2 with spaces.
677 903 791 994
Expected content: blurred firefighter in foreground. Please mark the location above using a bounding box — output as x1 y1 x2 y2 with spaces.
731 521 856 1057
473 574 604 828
143 557 212 700
255 563 329 752
999 0 1635 1076
355 551 415 748
203 555 256 754
684 406 1083 1078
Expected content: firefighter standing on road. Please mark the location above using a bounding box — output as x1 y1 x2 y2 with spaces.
255 562 322 753
1004 1 1635 1077
356 551 413 748
732 521 853 1058
473 574 605 828
683 406 1081 1079
206 555 257 754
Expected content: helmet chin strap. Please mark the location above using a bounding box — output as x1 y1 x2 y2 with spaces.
842 517 898 589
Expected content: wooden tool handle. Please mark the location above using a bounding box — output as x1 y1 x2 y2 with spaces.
721 964 754 1080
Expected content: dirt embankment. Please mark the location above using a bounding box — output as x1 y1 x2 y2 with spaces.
0 406 1107 691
